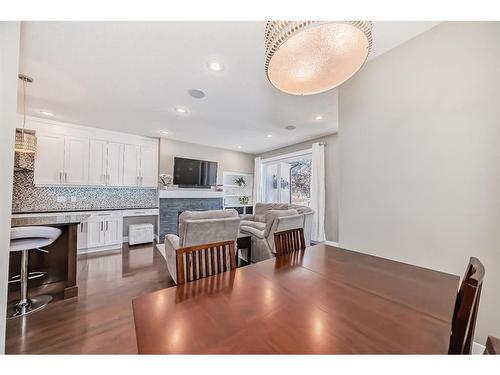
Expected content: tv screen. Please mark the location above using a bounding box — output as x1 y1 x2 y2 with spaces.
173 157 218 187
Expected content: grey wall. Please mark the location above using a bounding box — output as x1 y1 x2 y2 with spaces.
0 21 20 354
159 138 254 185
338 22 500 344
259 133 339 242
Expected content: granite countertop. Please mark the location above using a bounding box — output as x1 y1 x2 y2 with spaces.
11 214 90 227
12 207 159 215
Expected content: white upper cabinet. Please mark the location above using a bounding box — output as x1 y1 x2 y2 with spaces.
88 140 124 186
88 139 107 186
34 133 65 185
123 144 141 187
64 136 90 185
106 142 124 186
27 116 158 188
140 143 158 188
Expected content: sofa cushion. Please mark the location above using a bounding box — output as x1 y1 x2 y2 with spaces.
254 203 290 219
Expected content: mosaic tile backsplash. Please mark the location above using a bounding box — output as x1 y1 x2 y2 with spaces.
12 154 158 213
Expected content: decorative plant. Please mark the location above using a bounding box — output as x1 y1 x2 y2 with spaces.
234 176 246 188
239 196 249 205
159 174 172 187
280 178 290 190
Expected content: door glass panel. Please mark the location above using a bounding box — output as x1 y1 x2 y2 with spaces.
263 154 312 205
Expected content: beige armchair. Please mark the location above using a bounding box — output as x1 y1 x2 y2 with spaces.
241 203 314 246
162 209 240 284
240 209 304 263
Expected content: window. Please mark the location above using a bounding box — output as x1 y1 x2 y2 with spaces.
262 151 312 206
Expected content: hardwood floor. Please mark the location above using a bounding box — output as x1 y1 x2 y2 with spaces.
5 243 174 354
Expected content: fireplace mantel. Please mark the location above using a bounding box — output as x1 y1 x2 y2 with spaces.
159 189 224 199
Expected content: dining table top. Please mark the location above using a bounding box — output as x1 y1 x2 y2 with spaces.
132 243 460 354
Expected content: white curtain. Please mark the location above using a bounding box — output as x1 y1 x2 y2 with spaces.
310 143 326 242
253 157 263 205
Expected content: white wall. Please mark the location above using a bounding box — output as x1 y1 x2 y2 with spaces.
260 133 339 242
159 137 254 185
338 22 500 344
0 21 20 354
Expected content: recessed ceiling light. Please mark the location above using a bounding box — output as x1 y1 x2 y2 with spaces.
237 145 242 149
161 131 169 135
40 110 54 116
208 61 224 72
266 134 273 138
188 89 205 99
175 107 187 114
285 125 296 131
314 115 324 121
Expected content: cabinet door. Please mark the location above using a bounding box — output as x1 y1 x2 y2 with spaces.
123 144 140 186
88 139 107 186
107 142 124 186
104 217 123 246
87 219 105 248
64 136 89 185
34 133 65 185
140 143 158 187
77 222 88 251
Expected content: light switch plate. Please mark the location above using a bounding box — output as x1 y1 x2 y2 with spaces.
57 196 66 203
70 196 77 203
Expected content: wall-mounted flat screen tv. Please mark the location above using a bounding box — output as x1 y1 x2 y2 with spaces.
173 157 218 187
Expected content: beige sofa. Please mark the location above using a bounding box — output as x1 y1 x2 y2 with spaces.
163 209 240 284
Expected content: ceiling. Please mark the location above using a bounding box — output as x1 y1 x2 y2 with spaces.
18 21 439 154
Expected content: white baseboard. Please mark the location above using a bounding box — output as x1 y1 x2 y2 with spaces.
77 244 122 255
323 240 339 247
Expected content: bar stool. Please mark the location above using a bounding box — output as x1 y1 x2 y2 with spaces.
7 226 62 319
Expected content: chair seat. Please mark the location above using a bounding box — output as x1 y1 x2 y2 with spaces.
10 237 55 252
10 226 62 252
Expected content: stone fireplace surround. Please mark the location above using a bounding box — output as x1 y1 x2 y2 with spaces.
158 189 224 242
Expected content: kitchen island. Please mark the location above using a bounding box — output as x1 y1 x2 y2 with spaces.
9 214 89 301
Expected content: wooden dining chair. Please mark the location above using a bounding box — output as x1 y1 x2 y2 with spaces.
274 228 306 257
448 257 485 354
175 240 236 285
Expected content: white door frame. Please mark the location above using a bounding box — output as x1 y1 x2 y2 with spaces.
0 21 21 354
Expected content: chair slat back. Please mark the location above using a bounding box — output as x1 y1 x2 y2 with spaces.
176 240 236 285
274 228 306 257
449 257 485 354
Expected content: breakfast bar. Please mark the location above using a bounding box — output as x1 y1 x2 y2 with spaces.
9 214 89 302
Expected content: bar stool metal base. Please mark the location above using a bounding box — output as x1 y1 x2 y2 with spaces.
7 295 52 319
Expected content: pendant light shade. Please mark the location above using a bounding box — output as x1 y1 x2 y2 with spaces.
265 21 373 95
15 74 37 153
15 131 36 154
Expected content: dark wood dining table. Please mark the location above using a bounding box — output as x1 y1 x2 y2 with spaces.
132 243 460 354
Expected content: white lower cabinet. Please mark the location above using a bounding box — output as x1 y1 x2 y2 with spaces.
80 213 123 253
77 222 88 250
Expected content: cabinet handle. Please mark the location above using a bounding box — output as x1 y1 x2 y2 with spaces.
64 172 68 183
107 174 110 185
100 221 103 231
59 172 63 184
106 221 108 231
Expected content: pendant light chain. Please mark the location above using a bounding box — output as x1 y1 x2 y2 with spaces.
22 77 27 136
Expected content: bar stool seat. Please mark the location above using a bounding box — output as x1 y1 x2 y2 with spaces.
7 226 62 319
